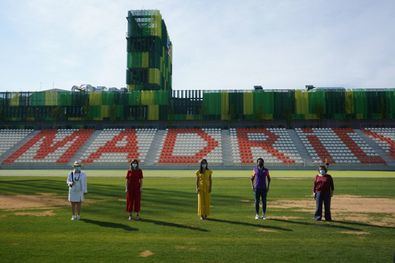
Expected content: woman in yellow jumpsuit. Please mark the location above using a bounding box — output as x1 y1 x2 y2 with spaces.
196 159 212 220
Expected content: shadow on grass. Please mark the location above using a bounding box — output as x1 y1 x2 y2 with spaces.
81 218 138 232
207 218 292 232
142 218 208 232
270 218 361 231
0 179 65 195
0 180 246 209
333 220 395 230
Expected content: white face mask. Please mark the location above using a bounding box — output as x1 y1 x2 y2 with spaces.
201 164 207 169
319 170 326 175
131 163 137 169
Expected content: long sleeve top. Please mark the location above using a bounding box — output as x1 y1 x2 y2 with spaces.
313 174 334 194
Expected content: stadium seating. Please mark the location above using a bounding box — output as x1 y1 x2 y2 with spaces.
295 128 384 164
80 128 156 163
158 128 222 164
363 128 395 159
0 129 34 157
1 127 392 167
230 128 302 164
3 129 93 164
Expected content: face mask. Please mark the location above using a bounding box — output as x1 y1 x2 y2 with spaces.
201 164 207 169
131 163 137 169
319 170 326 175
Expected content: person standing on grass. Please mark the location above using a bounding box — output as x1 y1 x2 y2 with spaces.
126 159 143 221
313 165 334 221
66 161 87 221
251 158 271 220
196 159 212 220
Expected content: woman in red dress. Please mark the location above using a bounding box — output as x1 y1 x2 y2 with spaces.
125 159 143 221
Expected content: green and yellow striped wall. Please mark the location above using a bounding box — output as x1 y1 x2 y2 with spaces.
0 89 394 122
126 10 172 91
199 89 395 121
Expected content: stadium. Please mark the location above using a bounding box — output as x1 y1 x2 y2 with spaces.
0 7 394 263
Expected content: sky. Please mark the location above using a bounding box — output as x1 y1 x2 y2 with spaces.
0 0 394 91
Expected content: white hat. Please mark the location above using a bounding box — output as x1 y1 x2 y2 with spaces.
73 161 82 167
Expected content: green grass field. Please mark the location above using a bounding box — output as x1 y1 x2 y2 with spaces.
0 170 394 262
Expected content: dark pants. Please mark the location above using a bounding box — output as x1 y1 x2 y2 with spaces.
314 192 331 221
254 188 267 215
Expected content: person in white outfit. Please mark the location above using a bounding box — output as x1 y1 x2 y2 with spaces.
66 161 87 221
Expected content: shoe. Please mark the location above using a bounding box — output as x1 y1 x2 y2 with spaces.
71 215 76 221
135 215 140 221
261 214 266 220
128 216 132 221
255 214 259 220
76 215 80 220
200 216 204 220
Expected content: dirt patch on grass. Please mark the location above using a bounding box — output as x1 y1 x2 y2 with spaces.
139 250 154 257
331 195 395 214
339 230 370 235
0 193 95 210
0 193 67 210
175 245 197 251
334 213 395 228
335 213 372 224
271 195 395 214
14 210 55 217
257 228 278 233
270 195 395 227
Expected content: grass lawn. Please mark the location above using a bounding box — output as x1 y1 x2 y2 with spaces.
0 170 394 262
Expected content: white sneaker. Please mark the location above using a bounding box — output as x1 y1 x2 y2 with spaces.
76 215 80 220
261 214 266 220
128 216 132 221
71 215 76 221
255 214 259 220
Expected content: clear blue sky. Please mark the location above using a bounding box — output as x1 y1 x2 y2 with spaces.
0 0 394 91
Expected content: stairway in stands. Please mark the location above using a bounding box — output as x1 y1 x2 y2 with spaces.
356 129 395 166
288 129 312 166
221 129 234 167
144 129 166 166
0 130 39 165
